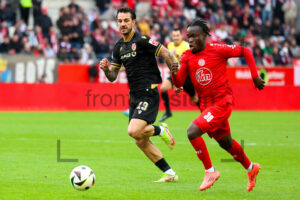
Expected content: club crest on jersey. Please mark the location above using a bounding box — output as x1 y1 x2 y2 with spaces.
198 59 205 66
195 67 212 85
132 43 136 51
149 39 158 46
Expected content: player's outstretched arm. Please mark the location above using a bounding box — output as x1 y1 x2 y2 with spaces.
242 48 265 90
99 58 120 82
158 46 178 73
216 44 265 90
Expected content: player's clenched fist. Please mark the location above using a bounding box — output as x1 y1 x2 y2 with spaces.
174 86 183 94
253 77 265 90
99 58 109 71
171 62 179 75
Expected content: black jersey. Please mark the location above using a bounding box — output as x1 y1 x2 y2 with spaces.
111 31 163 91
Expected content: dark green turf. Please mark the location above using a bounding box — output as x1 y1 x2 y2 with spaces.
0 111 299 199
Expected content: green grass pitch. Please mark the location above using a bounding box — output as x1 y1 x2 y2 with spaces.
0 111 300 200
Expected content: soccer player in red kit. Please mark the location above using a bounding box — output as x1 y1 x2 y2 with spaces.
171 19 265 191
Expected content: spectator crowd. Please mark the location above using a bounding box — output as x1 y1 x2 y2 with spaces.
0 0 299 67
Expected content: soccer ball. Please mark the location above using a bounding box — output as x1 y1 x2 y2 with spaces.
70 165 95 191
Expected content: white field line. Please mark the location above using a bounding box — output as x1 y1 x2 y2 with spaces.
0 137 294 146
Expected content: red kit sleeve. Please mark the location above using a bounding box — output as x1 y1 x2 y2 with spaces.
217 44 259 79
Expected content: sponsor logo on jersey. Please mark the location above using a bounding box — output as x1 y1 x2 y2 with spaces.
198 59 205 66
141 35 147 39
149 39 158 46
204 112 214 122
121 51 136 60
120 47 123 52
195 67 213 85
120 51 136 59
132 43 136 51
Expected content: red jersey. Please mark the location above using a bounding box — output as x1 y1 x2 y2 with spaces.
172 43 258 110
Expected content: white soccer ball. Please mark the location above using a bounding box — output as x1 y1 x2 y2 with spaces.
70 165 95 191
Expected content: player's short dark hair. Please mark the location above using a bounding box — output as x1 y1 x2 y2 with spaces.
172 28 182 33
187 18 211 36
116 7 136 20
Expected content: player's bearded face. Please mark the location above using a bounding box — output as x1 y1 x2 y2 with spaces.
117 12 135 36
187 26 206 53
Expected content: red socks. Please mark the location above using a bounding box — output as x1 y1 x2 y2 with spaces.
190 137 251 170
190 137 212 170
226 139 251 169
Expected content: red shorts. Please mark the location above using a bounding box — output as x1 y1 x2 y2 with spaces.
193 102 232 141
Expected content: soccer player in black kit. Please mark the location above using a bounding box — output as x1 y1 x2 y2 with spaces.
99 7 178 182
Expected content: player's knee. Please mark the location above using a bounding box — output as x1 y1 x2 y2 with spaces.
127 128 141 139
160 86 168 93
187 124 202 140
160 81 172 93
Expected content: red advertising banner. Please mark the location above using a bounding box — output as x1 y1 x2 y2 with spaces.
58 64 295 87
227 67 294 86
3 64 299 111
58 64 91 83
1 83 299 111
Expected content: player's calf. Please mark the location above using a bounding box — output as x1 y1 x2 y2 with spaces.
222 138 251 169
135 138 148 149
217 135 233 150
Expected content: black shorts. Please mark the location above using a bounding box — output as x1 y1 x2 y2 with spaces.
167 75 196 97
129 87 160 124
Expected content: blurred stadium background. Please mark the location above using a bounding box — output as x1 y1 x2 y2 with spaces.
1 1 300 199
